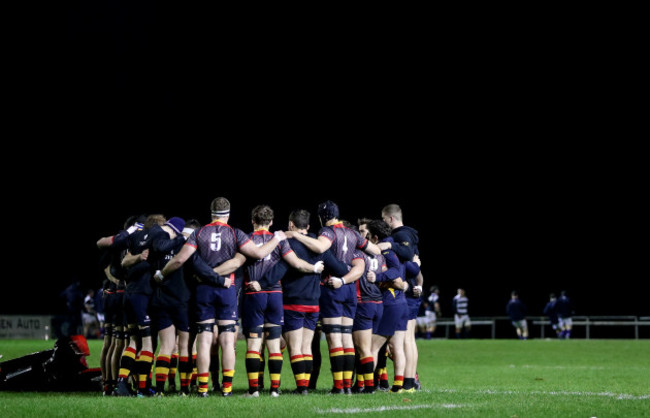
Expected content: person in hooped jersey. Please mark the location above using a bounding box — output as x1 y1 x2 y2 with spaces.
452 288 470 339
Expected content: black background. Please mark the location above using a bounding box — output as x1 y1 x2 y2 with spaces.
2 3 644 320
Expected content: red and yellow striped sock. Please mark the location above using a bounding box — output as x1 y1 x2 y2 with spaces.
191 353 198 387
329 347 344 389
268 352 283 391
179 356 191 393
118 347 137 380
154 354 170 393
222 369 234 394
342 348 355 389
392 375 404 392
246 351 261 392
361 356 375 389
303 354 313 385
137 351 154 390
197 372 210 394
290 354 307 389
168 353 178 387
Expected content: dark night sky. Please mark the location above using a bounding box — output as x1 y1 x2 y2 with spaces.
6 149 644 319
3 4 644 319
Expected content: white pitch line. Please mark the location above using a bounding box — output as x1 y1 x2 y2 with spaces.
433 388 650 400
314 404 462 414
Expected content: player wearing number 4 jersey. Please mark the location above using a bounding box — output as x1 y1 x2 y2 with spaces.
158 197 287 397
287 201 380 394
240 205 325 398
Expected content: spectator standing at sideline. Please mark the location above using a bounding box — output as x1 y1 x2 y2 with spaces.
555 290 574 339
506 291 528 340
543 293 561 338
452 288 470 339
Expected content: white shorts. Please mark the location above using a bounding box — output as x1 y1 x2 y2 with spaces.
455 314 470 328
511 319 528 330
558 317 572 329
82 312 98 326
416 311 436 327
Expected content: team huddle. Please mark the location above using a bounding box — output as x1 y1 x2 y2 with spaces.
96 198 424 397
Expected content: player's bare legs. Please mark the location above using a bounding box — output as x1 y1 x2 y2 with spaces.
195 320 216 396
388 330 406 392
341 316 356 393
264 324 283 396
352 327 375 393
403 318 419 391
322 317 345 393
243 327 263 396
153 325 176 394
217 320 237 396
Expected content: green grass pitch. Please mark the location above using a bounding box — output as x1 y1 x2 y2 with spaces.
1 338 649 417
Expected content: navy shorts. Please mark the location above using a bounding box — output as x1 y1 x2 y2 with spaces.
241 291 284 329
151 304 190 333
124 292 152 327
353 301 383 332
283 308 319 333
103 291 119 325
406 297 421 320
320 284 357 320
194 283 238 322
375 302 408 337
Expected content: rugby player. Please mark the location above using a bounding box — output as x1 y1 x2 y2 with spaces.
157 197 286 397
240 205 325 397
286 201 378 394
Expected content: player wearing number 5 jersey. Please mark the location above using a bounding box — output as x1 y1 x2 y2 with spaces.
158 197 287 397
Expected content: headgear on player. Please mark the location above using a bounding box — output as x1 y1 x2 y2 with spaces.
317 200 339 226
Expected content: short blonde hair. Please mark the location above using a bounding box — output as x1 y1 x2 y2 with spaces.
381 204 402 222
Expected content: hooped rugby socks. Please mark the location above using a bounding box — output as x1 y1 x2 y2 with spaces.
268 352 283 391
246 351 261 393
342 348 355 389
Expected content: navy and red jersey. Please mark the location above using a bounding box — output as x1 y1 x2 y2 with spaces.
244 229 292 292
186 220 251 268
259 233 350 309
318 222 369 266
356 250 384 303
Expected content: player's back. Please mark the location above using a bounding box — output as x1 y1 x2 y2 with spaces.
246 229 290 289
188 220 249 268
324 223 367 266
357 251 384 302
